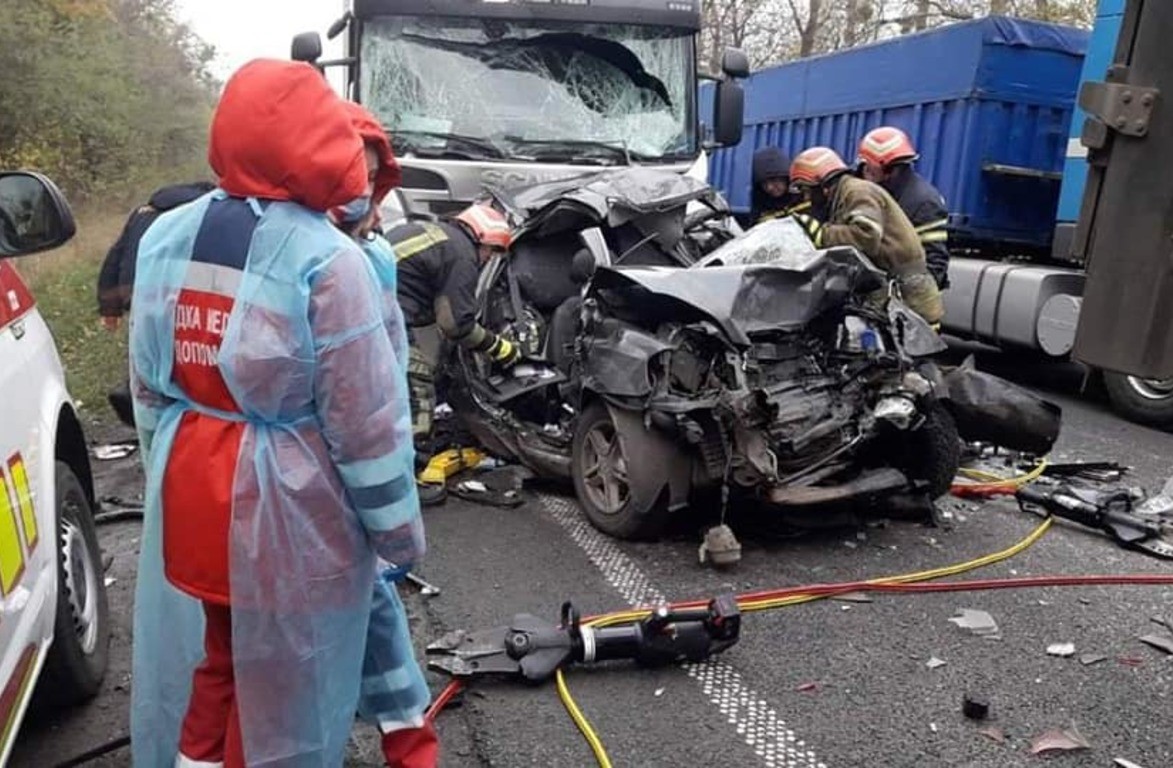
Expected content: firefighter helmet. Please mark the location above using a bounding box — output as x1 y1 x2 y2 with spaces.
858 127 919 168
790 147 850 187
455 203 512 250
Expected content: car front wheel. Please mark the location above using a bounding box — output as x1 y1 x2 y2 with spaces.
37 461 110 708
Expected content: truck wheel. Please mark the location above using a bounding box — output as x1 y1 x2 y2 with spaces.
896 403 961 499
37 461 110 708
572 402 669 540
1103 371 1173 429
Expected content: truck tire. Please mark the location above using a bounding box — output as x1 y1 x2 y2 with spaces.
1103 371 1173 429
37 461 110 709
572 402 669 540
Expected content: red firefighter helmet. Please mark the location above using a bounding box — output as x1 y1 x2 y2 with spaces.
858 126 919 168
455 203 512 250
790 147 850 187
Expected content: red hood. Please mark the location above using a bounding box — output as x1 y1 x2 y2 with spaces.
342 102 402 204
208 59 366 212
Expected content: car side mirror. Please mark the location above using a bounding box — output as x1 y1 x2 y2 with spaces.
721 48 750 79
0 172 76 258
292 32 323 63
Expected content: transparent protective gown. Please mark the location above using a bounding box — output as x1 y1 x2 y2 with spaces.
129 191 424 767
356 232 431 732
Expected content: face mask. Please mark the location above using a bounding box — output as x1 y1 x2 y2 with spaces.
335 194 372 224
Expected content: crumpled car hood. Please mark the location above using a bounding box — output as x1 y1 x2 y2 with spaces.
492 167 723 240
590 246 885 346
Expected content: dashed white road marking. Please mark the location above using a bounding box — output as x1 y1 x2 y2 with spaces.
539 493 827 768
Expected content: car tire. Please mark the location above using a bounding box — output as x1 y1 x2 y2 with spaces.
897 402 961 499
1103 371 1173 429
36 461 110 709
572 402 669 540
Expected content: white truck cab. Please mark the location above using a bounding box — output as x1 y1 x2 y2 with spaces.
0 171 109 763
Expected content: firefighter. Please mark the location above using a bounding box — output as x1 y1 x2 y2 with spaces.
334 100 439 768
385 203 520 504
857 126 951 289
788 146 944 326
749 146 807 224
128 59 425 768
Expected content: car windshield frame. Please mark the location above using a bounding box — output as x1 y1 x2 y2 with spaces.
358 15 698 164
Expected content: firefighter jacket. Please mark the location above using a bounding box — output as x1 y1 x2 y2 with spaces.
884 166 951 289
386 219 500 352
820 175 944 324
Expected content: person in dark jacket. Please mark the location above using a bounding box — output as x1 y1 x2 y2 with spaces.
749 146 806 225
857 127 951 289
97 181 214 427
97 181 216 330
385 203 520 501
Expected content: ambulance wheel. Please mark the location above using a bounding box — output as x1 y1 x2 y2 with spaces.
38 462 110 708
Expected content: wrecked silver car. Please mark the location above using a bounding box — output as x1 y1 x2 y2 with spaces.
447 169 960 539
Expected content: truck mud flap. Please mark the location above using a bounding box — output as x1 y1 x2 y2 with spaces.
766 468 908 507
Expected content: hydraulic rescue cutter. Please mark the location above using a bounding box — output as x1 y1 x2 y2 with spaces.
1017 483 1173 560
427 595 741 683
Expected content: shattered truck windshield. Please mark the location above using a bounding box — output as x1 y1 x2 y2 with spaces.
359 16 696 163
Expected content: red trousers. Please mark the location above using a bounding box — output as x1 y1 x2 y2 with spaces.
178 602 440 768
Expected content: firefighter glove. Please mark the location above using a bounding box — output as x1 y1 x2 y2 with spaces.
487 335 521 366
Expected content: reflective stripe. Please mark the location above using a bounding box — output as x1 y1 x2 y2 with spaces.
914 218 949 234
183 261 242 296
392 223 448 262
920 231 949 244
846 213 883 238
175 755 224 768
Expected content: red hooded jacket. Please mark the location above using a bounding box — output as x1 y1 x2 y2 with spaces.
341 101 402 205
209 59 367 212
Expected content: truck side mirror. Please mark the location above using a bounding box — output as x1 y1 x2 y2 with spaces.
292 32 323 64
712 80 745 148
721 48 750 79
0 172 76 258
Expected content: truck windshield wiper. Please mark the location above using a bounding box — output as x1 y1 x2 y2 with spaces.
503 137 638 165
395 130 508 159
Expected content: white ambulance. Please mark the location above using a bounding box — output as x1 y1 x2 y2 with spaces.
0 171 109 763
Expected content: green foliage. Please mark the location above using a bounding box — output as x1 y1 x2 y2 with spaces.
0 0 218 207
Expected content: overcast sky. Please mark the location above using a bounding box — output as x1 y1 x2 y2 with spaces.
175 0 347 84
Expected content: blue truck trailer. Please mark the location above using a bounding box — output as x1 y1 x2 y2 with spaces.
702 0 1173 427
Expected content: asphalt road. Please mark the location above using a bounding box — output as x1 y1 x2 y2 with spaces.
11 354 1173 768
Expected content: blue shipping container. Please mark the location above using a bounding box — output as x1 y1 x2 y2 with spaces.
701 17 1090 249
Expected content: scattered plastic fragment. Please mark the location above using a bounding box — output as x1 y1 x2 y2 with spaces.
1029 724 1090 755
978 726 1006 744
1117 656 1144 667
795 682 818 692
104 577 116 587
930 722 938 733
654 688 664 697
962 693 990 720
1046 643 1076 657
1115 758 1148 768
842 540 858 550
1138 634 1173 655
831 592 873 603
1077 597 1092 605
926 656 947 669
949 609 1000 639
1079 653 1108 666
457 480 488 494
93 442 137 461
